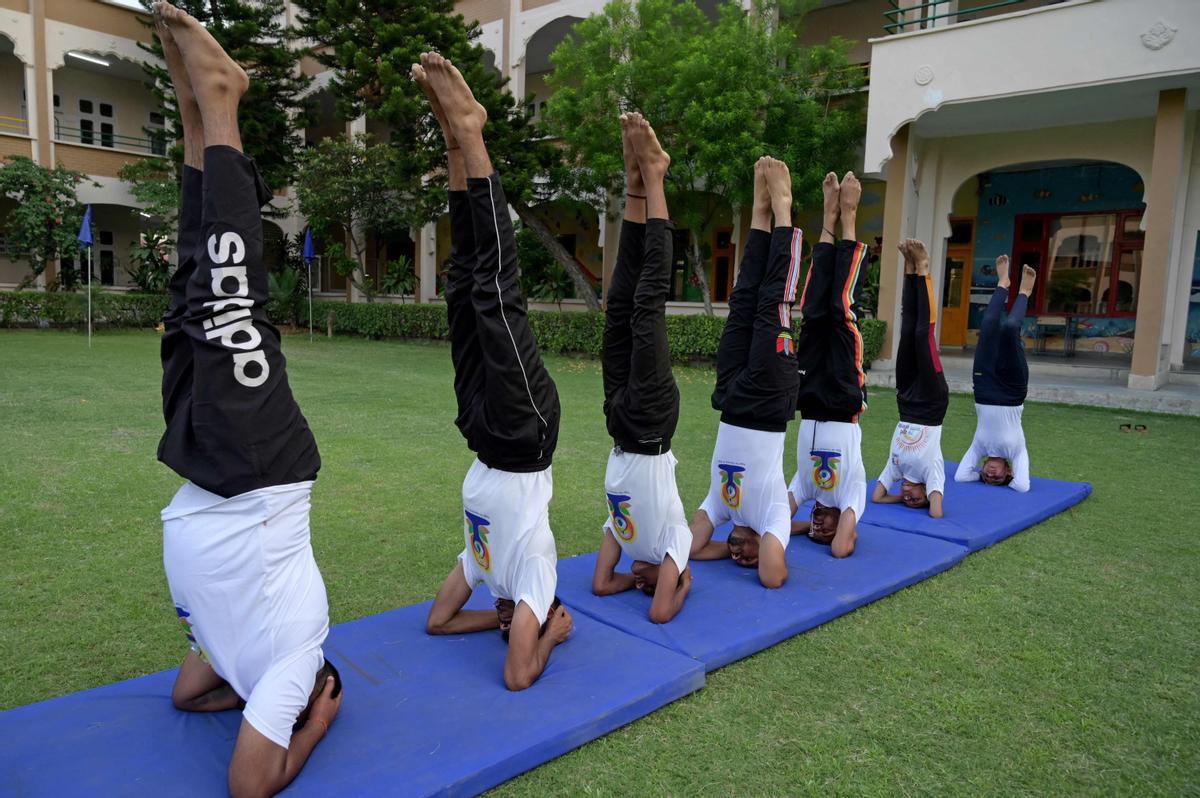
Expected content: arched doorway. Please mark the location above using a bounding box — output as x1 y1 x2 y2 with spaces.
940 160 1146 358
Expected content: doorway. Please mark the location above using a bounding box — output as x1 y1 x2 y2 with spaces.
712 227 734 302
940 218 974 347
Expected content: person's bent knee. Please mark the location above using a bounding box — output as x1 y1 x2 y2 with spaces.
760 573 786 589
504 670 536 692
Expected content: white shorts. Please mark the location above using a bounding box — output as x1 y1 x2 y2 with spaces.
163 481 329 749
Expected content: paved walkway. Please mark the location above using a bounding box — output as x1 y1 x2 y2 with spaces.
867 353 1200 416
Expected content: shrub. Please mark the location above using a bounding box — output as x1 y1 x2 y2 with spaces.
303 301 887 368
0 290 168 328
0 290 887 368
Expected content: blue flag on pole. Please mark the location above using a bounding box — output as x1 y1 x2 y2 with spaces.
77 205 93 247
303 227 315 264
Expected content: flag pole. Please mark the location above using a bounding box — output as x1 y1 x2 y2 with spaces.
308 256 314 342
86 246 92 348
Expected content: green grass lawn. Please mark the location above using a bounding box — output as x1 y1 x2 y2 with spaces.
2 330 1197 795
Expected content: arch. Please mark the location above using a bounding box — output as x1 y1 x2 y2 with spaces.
524 16 584 74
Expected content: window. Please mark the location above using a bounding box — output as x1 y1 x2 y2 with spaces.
1015 210 1143 317
76 97 116 148
98 230 116 286
148 111 166 155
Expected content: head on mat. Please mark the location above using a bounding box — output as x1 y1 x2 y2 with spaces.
899 480 930 508
808 503 841 545
980 456 1014 486
496 597 562 642
725 525 762 568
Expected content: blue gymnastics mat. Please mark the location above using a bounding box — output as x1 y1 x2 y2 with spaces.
556 524 968 672
867 461 1092 551
0 589 704 798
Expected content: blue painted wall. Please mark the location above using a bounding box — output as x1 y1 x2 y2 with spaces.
968 162 1145 334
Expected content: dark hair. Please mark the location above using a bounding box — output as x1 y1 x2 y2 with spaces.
499 596 562 643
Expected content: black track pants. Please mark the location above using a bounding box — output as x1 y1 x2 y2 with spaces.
711 227 802 432
158 146 320 498
896 273 949 425
973 286 1029 406
446 174 561 471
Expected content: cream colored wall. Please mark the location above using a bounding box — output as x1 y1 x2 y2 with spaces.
458 0 507 25
864 0 1197 172
0 53 25 123
52 65 160 146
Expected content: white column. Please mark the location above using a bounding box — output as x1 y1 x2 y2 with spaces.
23 63 40 160
417 221 437 303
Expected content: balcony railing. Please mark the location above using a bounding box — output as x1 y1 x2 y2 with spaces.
55 125 166 155
0 114 28 135
884 0 1065 33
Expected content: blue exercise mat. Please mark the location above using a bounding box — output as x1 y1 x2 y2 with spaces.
556 524 968 671
866 461 1092 551
0 589 704 798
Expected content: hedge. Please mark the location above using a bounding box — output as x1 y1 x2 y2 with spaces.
304 300 886 368
0 291 886 368
0 291 169 328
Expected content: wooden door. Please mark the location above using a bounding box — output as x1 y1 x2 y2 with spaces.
712 228 734 302
940 247 972 346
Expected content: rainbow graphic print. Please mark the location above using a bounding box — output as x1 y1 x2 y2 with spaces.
718 463 746 510
606 492 637 543
465 509 492 572
810 449 841 491
175 605 209 663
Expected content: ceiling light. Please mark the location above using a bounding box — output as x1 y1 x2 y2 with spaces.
68 52 111 68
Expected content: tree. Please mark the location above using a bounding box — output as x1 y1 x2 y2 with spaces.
293 133 428 301
0 157 89 289
293 0 601 309
137 0 311 191
544 0 865 314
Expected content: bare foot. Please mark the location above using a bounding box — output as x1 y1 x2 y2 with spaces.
898 238 915 274
996 255 1011 291
1019 264 1037 296
630 113 670 182
763 157 792 224
157 2 248 103
753 157 771 219
420 52 487 144
908 239 929 276
412 64 456 148
839 170 861 217
620 113 643 195
822 171 840 229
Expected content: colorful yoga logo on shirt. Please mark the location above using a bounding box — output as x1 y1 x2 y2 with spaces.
174 605 209 663
810 449 841 491
606 492 637 543
718 464 746 510
465 509 492 572
895 422 928 453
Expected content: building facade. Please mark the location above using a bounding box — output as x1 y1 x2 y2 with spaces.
2 0 1197 390
0 0 166 289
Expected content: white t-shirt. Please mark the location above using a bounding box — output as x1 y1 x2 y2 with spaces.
876 421 946 495
603 448 692 573
699 422 792 551
162 480 329 750
955 403 1031 492
458 458 558 624
789 419 867 521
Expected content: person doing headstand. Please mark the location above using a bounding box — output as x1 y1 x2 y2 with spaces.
414 54 573 690
872 238 949 517
955 255 1037 492
590 113 692 623
787 171 869 558
153 5 339 796
688 157 803 589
